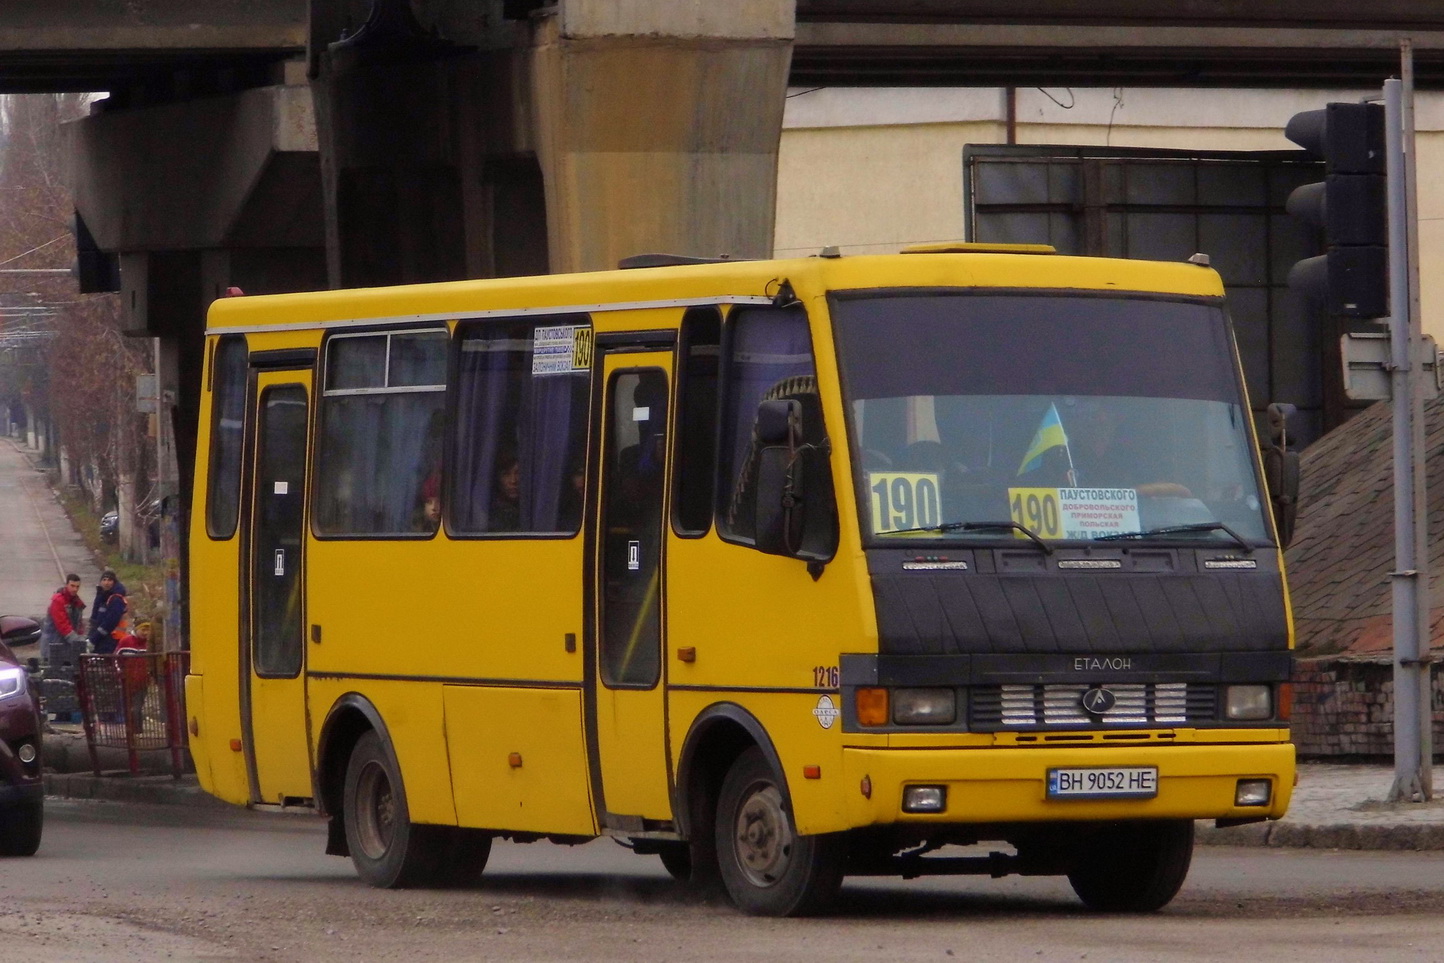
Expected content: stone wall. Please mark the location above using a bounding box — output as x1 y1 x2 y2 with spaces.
1292 657 1444 757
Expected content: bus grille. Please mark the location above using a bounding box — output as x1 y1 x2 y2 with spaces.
970 683 1217 729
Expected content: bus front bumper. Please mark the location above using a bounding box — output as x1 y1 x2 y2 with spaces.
840 741 1295 826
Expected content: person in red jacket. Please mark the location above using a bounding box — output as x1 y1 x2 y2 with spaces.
114 621 152 732
39 573 85 662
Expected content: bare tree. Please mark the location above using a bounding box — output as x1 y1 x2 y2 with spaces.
0 94 154 552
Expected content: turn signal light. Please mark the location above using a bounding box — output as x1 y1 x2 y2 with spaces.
1276 683 1293 721
856 688 889 726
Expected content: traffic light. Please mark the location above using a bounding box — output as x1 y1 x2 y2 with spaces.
1284 102 1388 319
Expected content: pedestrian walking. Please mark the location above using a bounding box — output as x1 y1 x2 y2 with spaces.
39 573 85 662
87 570 129 655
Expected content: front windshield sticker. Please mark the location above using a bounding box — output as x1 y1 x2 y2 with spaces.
868 471 941 535
1009 487 1141 540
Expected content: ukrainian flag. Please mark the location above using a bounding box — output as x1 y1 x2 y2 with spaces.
1018 403 1070 475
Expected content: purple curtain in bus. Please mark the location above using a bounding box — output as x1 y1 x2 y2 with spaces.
453 335 513 531
454 321 589 533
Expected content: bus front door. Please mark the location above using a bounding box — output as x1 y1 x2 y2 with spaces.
591 351 674 823
242 373 312 805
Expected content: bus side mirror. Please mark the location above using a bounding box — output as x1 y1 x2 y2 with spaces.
753 398 838 570
1262 402 1300 549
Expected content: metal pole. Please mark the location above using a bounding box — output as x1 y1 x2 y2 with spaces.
1385 63 1432 801
1402 42 1434 799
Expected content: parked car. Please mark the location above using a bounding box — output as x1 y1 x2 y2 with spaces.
99 499 161 548
0 616 42 856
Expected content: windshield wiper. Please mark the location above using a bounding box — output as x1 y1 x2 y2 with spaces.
882 519 1053 554
1095 521 1253 554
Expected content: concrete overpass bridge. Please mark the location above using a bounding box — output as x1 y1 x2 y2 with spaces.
4 0 1442 513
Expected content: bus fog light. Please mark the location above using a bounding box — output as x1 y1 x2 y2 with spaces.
17 742 37 765
893 688 956 725
1235 779 1272 807
1225 685 1272 721
902 785 947 813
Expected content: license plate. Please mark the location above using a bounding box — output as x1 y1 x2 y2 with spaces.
1047 766 1158 799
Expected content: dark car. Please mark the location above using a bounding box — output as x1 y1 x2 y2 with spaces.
99 499 161 548
99 509 119 544
0 617 43 856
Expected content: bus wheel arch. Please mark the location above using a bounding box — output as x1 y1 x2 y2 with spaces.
315 694 393 857
672 705 788 891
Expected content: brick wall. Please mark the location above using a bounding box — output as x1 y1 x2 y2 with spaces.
1292 657 1444 757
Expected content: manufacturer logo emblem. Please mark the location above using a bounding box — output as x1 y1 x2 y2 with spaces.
1081 687 1117 715
812 695 840 729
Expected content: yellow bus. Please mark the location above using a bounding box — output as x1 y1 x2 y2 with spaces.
185 245 1296 916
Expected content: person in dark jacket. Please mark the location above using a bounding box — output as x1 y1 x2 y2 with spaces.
88 570 129 655
40 573 85 662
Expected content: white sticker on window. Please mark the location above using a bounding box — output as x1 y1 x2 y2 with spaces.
633 406 650 422
533 325 590 376
274 481 289 495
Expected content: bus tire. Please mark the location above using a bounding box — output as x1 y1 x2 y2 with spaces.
714 747 844 916
343 730 443 888
0 798 43 856
1066 819 1194 912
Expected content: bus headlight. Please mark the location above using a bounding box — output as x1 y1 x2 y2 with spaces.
1225 685 1273 721
892 688 956 725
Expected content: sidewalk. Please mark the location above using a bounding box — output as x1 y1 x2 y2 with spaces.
38 743 1444 849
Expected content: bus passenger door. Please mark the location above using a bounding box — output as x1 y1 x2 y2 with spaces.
590 351 673 823
242 373 312 805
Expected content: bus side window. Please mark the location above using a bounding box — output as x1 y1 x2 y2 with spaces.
313 330 448 537
715 305 817 546
671 307 722 537
206 335 248 539
451 318 591 536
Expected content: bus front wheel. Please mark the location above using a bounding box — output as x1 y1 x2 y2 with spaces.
1066 819 1194 912
714 747 845 916
343 730 487 888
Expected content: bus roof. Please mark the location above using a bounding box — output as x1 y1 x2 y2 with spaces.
205 252 1226 333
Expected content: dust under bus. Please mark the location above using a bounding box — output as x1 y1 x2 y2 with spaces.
185 244 1296 916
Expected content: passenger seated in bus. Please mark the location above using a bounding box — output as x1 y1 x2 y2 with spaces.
1062 400 1191 498
416 471 442 532
488 453 522 531
557 458 585 531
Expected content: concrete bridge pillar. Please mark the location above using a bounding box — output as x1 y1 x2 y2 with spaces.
528 3 794 273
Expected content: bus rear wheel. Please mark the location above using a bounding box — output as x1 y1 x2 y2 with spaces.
1066 819 1194 912
343 730 488 888
714 747 844 916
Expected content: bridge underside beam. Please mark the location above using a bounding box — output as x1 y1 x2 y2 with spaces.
792 22 1444 88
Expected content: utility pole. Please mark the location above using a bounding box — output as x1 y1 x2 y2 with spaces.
1385 42 1433 802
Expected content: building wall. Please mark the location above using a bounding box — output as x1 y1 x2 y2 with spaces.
776 87 1444 337
1293 658 1444 759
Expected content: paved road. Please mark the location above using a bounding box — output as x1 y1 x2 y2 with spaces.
9 799 1444 962
0 440 97 622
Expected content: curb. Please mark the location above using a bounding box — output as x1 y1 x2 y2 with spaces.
43 770 230 809
39 772 1444 849
1198 819 1444 851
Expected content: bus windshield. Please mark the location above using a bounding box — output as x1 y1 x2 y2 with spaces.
831 292 1271 546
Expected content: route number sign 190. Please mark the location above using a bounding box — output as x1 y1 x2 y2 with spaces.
869 472 941 535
